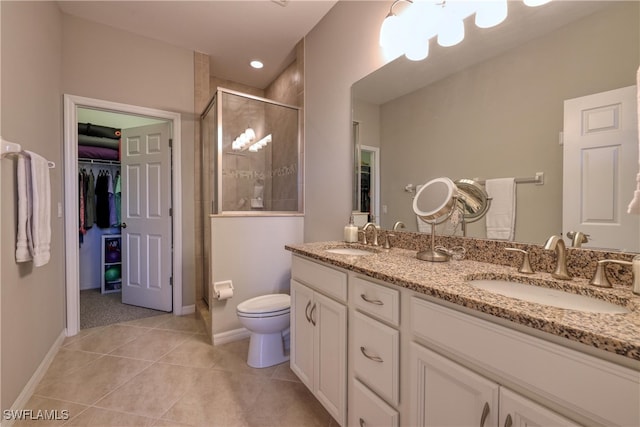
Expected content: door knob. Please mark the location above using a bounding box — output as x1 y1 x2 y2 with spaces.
121 222 127 229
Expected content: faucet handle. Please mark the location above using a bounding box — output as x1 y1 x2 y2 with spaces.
358 229 367 245
505 248 534 274
590 259 633 288
383 232 396 249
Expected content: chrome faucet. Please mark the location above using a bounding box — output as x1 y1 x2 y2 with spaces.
363 222 379 247
566 231 590 248
543 235 572 280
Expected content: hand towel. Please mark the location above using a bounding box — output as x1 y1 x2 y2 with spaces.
627 65 640 214
16 155 32 262
26 150 51 267
485 178 516 241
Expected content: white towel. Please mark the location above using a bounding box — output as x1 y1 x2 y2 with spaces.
485 178 516 241
15 151 51 266
16 155 32 262
627 65 640 214
27 150 51 267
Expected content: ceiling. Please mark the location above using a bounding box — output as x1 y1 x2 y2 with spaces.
57 0 338 89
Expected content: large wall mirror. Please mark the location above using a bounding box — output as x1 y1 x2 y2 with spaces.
352 0 639 251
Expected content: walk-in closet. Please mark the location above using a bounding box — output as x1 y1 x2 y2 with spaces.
77 108 169 328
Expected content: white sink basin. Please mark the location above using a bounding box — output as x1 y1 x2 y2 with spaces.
325 248 374 256
468 279 629 314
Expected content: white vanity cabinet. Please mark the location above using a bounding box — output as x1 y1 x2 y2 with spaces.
409 342 579 427
410 296 640 427
290 256 347 426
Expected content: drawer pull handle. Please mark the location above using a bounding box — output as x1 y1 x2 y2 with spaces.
504 414 513 427
304 301 312 323
360 294 384 305
480 402 490 427
310 303 317 326
359 418 365 427
360 346 383 363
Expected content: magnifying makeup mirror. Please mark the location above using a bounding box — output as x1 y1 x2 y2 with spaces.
413 177 458 262
454 178 492 236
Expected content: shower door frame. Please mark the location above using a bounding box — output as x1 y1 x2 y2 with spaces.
206 87 303 215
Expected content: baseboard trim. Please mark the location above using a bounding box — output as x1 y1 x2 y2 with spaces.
213 327 251 346
3 330 66 427
181 304 195 315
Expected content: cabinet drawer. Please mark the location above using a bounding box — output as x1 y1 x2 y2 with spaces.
352 276 400 326
353 311 399 405
292 256 347 302
351 379 399 427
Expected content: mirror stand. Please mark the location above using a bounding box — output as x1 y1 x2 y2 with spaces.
417 216 452 262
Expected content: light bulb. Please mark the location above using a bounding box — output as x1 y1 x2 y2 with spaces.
380 13 406 60
245 128 256 141
475 0 508 29
523 0 552 6
405 38 429 61
438 17 465 47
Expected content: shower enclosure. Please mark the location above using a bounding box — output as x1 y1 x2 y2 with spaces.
200 88 302 304
201 87 302 215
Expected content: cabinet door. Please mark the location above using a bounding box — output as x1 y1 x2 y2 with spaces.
290 280 315 390
410 342 499 427
314 291 347 426
499 388 581 427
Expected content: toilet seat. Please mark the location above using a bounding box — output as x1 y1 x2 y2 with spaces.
237 294 290 318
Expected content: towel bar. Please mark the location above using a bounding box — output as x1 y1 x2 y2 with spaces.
1 137 55 168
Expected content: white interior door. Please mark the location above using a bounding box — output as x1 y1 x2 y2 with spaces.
563 85 639 252
121 122 172 311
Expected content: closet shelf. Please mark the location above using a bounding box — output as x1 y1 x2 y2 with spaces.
79 157 120 166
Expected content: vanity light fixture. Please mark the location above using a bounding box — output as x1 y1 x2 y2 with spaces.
248 134 272 152
231 127 256 151
380 0 553 62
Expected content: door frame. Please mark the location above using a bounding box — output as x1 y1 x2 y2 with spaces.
360 145 380 223
63 94 183 336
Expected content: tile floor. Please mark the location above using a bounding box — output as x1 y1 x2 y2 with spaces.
17 314 336 427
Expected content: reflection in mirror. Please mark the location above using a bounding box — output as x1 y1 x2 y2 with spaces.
352 1 639 251
454 179 491 236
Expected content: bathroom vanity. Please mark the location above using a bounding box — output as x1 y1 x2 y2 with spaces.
286 241 640 427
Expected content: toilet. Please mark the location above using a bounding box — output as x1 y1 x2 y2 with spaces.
236 293 291 368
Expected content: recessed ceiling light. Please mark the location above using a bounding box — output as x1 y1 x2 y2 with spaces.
250 60 264 69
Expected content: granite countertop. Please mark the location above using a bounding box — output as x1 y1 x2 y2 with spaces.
285 241 640 364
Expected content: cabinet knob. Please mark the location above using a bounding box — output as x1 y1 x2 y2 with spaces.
121 222 127 229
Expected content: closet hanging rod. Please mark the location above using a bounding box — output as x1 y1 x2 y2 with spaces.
1 137 55 168
78 157 120 166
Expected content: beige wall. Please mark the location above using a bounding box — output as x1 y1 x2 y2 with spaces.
0 1 65 411
304 1 388 242
380 2 639 243
62 14 197 306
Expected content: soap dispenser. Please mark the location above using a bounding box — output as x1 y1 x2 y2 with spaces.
344 215 358 243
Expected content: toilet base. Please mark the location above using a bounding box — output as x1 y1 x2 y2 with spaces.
247 332 289 368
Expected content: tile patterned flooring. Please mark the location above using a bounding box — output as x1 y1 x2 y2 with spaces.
17 314 336 427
